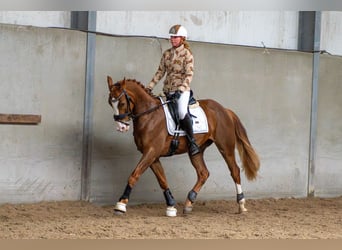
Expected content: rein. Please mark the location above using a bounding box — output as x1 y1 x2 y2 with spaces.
111 88 171 122
131 101 170 120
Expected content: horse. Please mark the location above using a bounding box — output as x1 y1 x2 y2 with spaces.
106 76 260 217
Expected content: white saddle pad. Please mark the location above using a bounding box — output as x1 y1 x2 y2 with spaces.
160 97 209 136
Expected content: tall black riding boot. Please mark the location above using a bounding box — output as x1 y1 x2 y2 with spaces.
180 114 200 156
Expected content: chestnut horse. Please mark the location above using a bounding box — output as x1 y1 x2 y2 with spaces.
107 76 260 216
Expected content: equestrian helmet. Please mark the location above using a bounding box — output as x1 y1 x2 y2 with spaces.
169 24 187 38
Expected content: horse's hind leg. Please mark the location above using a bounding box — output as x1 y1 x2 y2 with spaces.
184 153 210 214
150 159 177 217
228 155 248 213
218 148 248 213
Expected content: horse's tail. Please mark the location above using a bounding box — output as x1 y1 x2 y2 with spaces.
226 109 260 181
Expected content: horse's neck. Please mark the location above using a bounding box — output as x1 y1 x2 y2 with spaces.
127 84 160 114
134 94 160 114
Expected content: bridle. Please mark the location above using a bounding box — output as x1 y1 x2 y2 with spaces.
110 85 171 125
110 88 133 125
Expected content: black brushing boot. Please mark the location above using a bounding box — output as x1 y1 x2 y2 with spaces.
180 114 200 156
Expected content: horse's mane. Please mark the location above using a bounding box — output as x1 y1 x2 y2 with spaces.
124 78 157 98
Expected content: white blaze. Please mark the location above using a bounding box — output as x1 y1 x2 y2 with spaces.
112 101 130 132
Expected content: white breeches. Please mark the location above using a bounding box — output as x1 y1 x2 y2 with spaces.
176 90 190 119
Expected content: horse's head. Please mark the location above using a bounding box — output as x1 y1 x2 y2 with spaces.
107 76 133 132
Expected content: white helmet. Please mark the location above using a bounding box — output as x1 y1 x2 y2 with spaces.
169 24 187 38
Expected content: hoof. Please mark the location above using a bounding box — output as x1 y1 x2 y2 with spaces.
114 210 126 215
114 201 127 215
238 200 248 213
238 206 248 213
183 206 193 214
166 206 177 217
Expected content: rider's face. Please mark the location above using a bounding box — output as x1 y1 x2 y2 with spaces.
170 36 183 48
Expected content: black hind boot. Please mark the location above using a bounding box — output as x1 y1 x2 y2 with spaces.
180 114 200 156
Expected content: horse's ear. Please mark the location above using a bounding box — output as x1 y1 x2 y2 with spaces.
107 76 114 90
122 77 127 88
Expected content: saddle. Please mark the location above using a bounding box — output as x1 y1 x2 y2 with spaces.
165 90 197 127
161 91 208 156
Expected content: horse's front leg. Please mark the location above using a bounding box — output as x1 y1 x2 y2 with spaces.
150 159 177 217
114 153 155 215
183 153 210 214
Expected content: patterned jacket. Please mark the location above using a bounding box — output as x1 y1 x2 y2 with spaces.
148 44 194 93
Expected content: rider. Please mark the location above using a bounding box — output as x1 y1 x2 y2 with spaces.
147 24 200 156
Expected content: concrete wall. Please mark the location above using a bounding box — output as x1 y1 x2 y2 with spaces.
321 11 342 56
0 24 341 205
0 11 70 28
315 54 342 197
1 11 342 56
97 11 342 56
0 24 86 203
96 11 299 50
